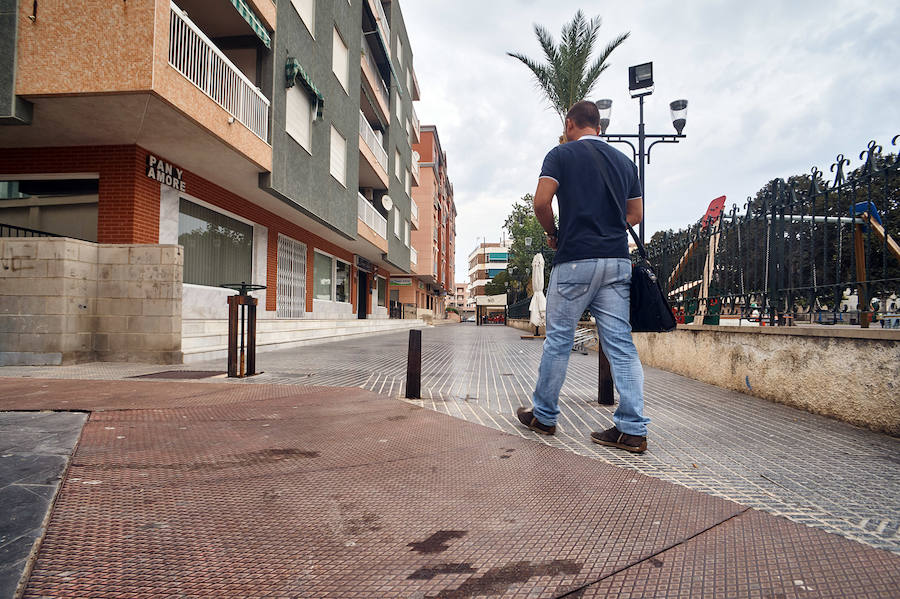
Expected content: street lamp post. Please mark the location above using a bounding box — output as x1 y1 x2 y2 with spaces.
596 62 688 242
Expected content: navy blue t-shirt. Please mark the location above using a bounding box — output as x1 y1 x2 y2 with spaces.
539 136 641 264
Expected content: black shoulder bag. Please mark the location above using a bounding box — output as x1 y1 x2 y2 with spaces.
588 144 677 333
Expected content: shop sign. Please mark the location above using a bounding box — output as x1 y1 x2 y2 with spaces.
390 277 412 286
356 256 374 272
146 155 186 192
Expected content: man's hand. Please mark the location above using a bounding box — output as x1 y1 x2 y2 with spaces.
546 233 558 250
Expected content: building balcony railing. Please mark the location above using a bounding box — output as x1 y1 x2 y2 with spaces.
410 246 417 265
410 103 420 141
359 111 388 172
369 0 390 49
358 192 387 239
411 150 420 182
410 199 418 227
169 1 270 142
361 42 390 110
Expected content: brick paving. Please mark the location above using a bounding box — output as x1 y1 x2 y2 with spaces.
2 323 898 559
0 380 898 597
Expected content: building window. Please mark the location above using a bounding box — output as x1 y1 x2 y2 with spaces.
393 208 401 238
178 199 252 287
397 36 404 69
291 0 314 36
405 169 411 196
0 177 99 242
335 259 350 302
330 125 346 187
404 220 410 246
395 92 402 124
332 27 349 92
406 69 412 96
377 276 386 307
286 84 312 152
313 251 351 303
394 149 402 181
276 234 307 318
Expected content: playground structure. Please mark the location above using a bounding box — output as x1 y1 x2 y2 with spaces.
652 137 900 328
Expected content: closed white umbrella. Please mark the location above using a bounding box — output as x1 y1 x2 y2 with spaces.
529 253 546 330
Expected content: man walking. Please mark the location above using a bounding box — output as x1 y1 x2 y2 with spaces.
516 100 650 453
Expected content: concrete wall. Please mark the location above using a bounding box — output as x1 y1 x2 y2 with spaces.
508 318 545 336
633 325 900 436
0 237 182 365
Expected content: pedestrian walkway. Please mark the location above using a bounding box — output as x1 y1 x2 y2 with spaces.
5 324 897 555
0 378 897 598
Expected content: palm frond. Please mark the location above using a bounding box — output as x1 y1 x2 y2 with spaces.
507 11 629 122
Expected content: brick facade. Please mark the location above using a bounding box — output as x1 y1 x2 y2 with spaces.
0 145 388 315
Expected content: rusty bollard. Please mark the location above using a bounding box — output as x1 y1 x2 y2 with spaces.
405 329 422 399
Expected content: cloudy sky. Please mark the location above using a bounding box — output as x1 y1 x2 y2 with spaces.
400 0 900 280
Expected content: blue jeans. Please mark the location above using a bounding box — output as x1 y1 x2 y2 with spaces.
531 258 649 436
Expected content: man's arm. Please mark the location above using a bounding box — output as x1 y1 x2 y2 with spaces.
534 177 559 248
626 197 643 227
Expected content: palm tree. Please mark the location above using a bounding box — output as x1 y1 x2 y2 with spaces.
508 11 629 127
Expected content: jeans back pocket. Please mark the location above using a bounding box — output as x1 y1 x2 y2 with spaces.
556 261 597 300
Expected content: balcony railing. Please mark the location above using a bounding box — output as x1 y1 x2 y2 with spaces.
369 0 390 47
410 199 418 223
411 150 420 181
169 2 270 142
410 246 417 265
359 111 388 172
362 42 390 110
410 103 420 140
358 193 387 239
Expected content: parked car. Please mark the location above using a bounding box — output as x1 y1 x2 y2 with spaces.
464 316 476 322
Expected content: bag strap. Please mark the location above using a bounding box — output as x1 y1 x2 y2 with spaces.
585 141 648 261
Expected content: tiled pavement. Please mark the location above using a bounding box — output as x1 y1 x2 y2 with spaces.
0 412 86 599
2 324 899 558
0 381 898 598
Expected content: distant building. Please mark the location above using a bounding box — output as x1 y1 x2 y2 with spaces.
467 241 511 305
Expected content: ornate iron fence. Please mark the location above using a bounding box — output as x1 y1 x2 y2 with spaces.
649 137 900 328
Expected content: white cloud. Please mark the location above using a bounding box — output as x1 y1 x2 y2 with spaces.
402 0 900 277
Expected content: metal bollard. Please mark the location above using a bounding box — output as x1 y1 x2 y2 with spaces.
405 329 422 399
598 345 615 405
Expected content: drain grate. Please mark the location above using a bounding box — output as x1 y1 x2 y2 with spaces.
129 370 226 380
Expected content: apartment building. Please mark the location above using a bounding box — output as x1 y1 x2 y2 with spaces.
398 125 455 319
449 283 467 309
0 0 428 364
467 241 511 303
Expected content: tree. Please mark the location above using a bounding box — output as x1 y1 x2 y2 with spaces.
507 11 629 127
484 270 512 296
503 194 555 293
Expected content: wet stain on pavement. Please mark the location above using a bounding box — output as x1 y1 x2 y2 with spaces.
649 557 664 568
425 559 582 598
408 530 467 554
387 415 408 421
407 563 477 580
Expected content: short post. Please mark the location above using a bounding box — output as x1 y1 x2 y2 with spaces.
598 344 615 405
222 282 266 378
405 329 422 399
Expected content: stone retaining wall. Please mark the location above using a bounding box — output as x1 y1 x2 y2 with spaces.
0 237 182 365
635 326 899 435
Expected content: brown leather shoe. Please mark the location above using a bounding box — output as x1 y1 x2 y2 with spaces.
516 407 556 436
590 426 647 453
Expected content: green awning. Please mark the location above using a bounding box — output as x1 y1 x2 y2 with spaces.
371 29 401 100
228 0 271 49
286 58 324 119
